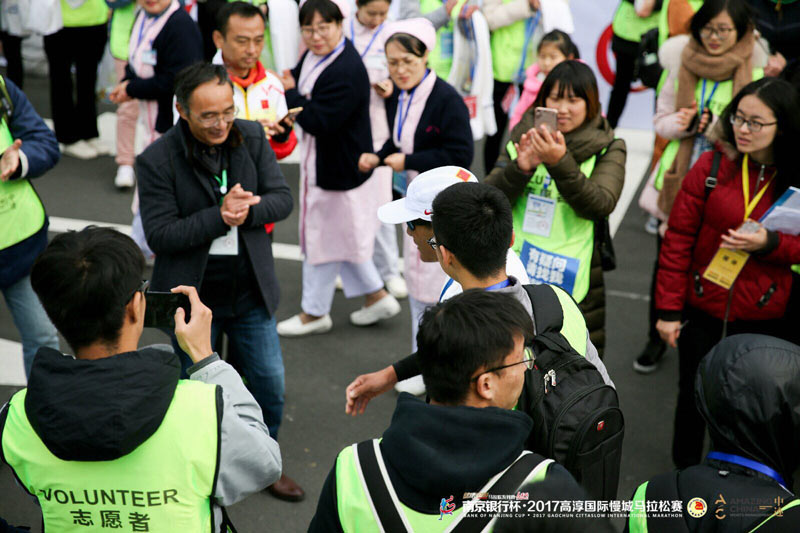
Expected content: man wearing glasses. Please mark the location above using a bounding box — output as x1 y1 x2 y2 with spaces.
136 63 302 500
310 290 583 531
0 227 281 531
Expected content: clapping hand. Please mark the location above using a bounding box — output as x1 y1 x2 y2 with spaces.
220 183 261 227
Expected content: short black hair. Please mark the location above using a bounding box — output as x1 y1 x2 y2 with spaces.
417 290 534 405
30 227 146 352
385 33 426 57
299 0 343 26
431 182 513 279
717 77 800 196
174 63 232 110
537 30 580 59
533 60 600 122
216 1 265 36
356 0 391 6
690 0 752 45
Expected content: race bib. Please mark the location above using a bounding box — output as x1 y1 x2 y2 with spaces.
392 171 408 196
703 248 749 289
209 226 238 256
439 31 454 60
519 241 578 294
522 193 556 238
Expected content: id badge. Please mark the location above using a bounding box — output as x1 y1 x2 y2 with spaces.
209 226 239 256
439 31 454 60
142 50 157 66
364 52 386 71
703 248 749 289
522 193 556 238
392 171 408 196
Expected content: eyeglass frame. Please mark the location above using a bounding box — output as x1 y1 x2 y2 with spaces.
125 279 150 304
729 113 777 133
427 235 449 251
191 106 239 128
406 218 430 231
470 346 535 381
699 25 734 39
300 23 335 38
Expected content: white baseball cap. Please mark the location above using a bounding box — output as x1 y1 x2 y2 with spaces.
377 166 477 224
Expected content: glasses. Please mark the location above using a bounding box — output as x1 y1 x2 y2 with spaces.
387 57 424 70
427 235 447 251
126 279 149 304
301 23 334 38
471 346 535 381
406 219 429 231
730 114 777 133
700 26 734 39
193 107 238 127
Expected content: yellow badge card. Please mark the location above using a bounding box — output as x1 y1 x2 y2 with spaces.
703 248 750 289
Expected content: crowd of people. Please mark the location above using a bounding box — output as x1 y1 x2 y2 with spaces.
1 0 800 530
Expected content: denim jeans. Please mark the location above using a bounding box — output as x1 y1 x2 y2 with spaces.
172 305 285 439
2 275 60 378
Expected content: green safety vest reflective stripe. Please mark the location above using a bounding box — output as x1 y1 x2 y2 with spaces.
627 481 649 532
109 3 137 61
60 0 110 28
1 381 220 533
654 69 765 191
657 0 704 47
420 0 468 79
0 77 46 251
612 1 660 43
334 443 552 531
490 3 536 82
509 147 605 303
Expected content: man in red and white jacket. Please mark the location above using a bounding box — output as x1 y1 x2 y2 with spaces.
212 2 298 161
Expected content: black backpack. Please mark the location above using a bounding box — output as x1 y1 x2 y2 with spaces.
518 284 624 500
634 27 663 89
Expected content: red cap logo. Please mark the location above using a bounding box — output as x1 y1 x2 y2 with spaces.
424 209 433 215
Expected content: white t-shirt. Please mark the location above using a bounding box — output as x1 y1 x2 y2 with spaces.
438 249 530 302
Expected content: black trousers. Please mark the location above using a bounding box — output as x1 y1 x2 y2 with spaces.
672 306 786 469
484 79 516 172
647 234 664 343
606 34 639 129
0 32 23 89
197 0 227 61
43 24 107 144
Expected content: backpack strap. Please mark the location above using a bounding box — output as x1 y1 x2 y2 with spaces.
354 439 412 532
704 150 722 200
640 471 690 533
523 284 564 334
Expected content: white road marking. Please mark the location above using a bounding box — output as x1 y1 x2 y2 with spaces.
0 339 27 387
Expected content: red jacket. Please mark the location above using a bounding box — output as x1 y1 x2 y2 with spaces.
656 149 800 322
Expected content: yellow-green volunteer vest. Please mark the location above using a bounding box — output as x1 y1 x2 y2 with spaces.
1 381 220 532
509 150 604 303
491 3 536 82
654 69 764 191
0 81 46 251
60 0 109 28
109 3 137 61
333 443 551 531
657 0 704 46
612 1 660 43
420 0 468 79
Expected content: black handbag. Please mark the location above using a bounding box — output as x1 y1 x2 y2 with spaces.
596 218 616 272
633 27 663 89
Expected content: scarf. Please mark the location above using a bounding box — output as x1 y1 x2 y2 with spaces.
658 30 755 214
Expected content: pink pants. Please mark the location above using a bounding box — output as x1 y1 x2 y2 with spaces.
114 58 138 167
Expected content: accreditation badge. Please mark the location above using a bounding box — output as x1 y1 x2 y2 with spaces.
522 193 556 238
392 171 408 196
702 248 749 289
209 226 239 256
440 31 454 60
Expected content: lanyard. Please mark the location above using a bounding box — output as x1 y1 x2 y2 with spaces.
439 278 455 302
397 70 429 141
742 154 775 220
514 11 541 84
707 452 788 489
350 19 384 58
214 169 228 203
132 10 164 61
699 80 719 117
301 40 345 92
439 277 510 302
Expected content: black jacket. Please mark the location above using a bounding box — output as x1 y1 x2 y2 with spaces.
136 119 293 316
285 39 373 191
746 0 800 62
376 76 474 172
309 393 581 531
124 8 203 134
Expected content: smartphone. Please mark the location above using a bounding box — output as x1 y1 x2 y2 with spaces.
373 80 391 94
143 292 191 329
278 106 303 125
533 107 558 133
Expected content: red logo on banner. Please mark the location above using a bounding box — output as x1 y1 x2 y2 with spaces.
463 96 478 119
596 25 646 93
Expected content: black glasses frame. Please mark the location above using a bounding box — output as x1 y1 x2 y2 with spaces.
126 279 150 304
470 346 535 381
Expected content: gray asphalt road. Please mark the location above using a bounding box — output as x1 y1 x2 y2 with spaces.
0 74 680 532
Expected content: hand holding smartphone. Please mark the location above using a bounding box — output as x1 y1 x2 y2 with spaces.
143 292 191 329
533 107 558 133
278 107 303 128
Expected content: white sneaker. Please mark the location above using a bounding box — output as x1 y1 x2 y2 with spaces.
394 375 426 396
86 137 111 156
335 276 343 291
61 140 98 160
350 294 401 326
277 314 332 337
644 215 659 235
114 165 135 189
384 276 408 299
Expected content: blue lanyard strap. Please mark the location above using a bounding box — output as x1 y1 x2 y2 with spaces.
707 452 788 488
396 70 429 141
351 19 384 58
439 278 455 302
305 40 346 83
699 80 719 117
514 11 541 83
